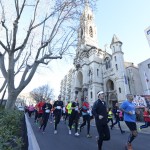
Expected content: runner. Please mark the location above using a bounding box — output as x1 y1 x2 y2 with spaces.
111 103 125 134
120 94 138 150
39 100 52 133
53 95 63 134
34 103 39 123
80 97 92 138
139 107 150 130
92 91 110 150
68 98 80 136
107 107 114 129
36 99 45 128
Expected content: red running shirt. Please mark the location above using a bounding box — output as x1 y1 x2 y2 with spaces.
37 102 45 114
143 111 150 122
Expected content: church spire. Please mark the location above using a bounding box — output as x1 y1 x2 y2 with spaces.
85 0 89 5
111 34 122 45
77 0 99 49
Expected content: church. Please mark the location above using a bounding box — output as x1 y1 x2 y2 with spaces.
60 2 143 107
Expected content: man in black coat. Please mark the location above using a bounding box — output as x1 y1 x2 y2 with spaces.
92 91 110 150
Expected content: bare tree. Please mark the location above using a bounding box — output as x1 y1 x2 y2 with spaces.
0 0 97 109
30 84 54 103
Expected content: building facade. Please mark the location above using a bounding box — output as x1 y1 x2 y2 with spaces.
60 2 146 107
138 58 150 95
60 69 73 104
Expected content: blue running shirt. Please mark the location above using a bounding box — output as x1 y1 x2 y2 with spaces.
120 100 136 122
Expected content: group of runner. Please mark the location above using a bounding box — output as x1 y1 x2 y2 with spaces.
27 92 150 150
33 95 93 137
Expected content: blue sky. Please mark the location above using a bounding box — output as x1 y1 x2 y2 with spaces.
22 0 150 98
95 0 150 65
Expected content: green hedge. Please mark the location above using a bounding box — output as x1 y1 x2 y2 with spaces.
0 106 24 150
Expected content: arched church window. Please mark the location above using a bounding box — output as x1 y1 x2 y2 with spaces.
104 57 111 70
89 26 93 38
97 69 99 76
81 28 83 38
90 92 93 98
113 46 115 52
119 87 121 93
115 64 118 70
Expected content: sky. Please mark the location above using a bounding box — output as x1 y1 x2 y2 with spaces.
22 0 150 98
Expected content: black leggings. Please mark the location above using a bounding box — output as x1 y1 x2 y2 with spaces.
68 112 79 133
107 118 113 126
40 113 49 131
34 110 38 121
54 113 61 130
80 115 91 134
96 121 110 150
113 118 123 132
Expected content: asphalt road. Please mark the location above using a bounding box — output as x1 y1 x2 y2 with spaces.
28 117 150 150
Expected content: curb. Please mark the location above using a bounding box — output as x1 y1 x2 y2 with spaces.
25 114 40 150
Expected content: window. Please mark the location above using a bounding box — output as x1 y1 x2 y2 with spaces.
90 92 93 98
89 26 93 38
115 64 118 70
113 46 115 52
114 56 117 61
148 64 150 69
119 87 121 93
97 69 99 76
104 57 111 70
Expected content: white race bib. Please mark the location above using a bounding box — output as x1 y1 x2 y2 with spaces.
132 111 135 115
75 106 78 111
45 109 50 113
56 106 61 109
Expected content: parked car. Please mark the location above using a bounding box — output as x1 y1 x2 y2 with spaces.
17 106 24 111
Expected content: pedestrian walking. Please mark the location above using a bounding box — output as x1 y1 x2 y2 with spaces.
92 91 110 150
111 103 125 134
53 95 63 134
80 97 92 138
120 94 138 150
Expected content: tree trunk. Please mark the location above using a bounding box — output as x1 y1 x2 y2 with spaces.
5 91 18 110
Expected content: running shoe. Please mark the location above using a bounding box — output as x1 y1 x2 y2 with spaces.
54 130 57 134
75 132 79 136
138 127 141 132
69 130 72 135
125 143 133 150
87 134 92 138
121 130 125 134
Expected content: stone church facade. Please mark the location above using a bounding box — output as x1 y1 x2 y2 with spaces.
60 2 143 107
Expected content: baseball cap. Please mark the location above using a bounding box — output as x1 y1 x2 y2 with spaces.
97 91 104 96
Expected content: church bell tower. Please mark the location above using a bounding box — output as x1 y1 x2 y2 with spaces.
78 0 99 49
